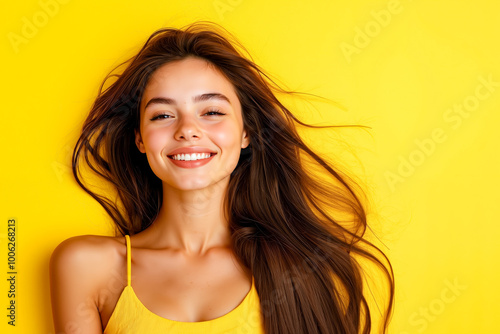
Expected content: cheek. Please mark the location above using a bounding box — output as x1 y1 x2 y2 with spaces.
211 123 241 149
142 127 167 154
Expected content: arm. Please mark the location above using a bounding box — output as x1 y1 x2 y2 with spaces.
49 236 105 334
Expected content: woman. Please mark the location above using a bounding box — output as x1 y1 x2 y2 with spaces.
50 22 394 333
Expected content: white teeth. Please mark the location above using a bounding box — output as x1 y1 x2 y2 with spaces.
171 153 212 161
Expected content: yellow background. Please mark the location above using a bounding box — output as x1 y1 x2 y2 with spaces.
1 0 499 333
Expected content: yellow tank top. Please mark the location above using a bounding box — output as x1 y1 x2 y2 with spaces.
104 235 265 333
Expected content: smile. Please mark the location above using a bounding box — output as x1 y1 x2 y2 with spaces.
166 152 217 169
168 153 215 161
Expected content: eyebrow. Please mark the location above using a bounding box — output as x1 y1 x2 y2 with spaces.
144 93 231 110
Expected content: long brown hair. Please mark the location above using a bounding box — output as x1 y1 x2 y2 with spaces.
72 21 394 333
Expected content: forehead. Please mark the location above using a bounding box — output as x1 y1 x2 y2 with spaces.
141 57 239 108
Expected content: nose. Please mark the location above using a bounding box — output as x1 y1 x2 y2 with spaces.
174 113 202 141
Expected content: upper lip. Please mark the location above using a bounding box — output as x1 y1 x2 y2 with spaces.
167 146 217 156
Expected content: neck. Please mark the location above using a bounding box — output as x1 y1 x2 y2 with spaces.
145 177 232 256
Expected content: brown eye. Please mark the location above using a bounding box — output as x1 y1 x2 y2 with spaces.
150 114 172 121
204 109 226 116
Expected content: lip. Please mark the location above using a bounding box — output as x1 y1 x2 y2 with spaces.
167 146 217 156
167 152 216 169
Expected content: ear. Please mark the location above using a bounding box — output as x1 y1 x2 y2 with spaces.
241 129 250 149
135 129 146 153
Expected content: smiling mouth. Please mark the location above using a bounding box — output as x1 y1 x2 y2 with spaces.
167 153 217 161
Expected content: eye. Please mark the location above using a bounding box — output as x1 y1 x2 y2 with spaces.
150 113 171 121
204 109 226 116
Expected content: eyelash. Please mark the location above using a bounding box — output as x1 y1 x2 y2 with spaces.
150 110 226 121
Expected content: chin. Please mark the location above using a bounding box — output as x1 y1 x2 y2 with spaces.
163 178 223 191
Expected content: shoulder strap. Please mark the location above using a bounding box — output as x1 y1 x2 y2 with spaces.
125 235 131 287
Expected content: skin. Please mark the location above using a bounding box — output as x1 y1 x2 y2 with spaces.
50 57 253 332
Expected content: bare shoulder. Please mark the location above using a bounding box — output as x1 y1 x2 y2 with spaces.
49 235 127 291
49 235 128 332
51 234 124 254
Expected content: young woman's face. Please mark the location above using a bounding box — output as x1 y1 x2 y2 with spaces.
136 57 250 191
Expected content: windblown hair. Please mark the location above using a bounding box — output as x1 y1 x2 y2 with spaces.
73 22 394 333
